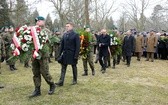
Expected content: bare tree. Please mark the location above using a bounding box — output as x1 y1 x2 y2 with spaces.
91 0 117 30
121 0 151 31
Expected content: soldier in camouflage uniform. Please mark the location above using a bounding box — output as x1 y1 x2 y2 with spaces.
53 31 62 61
0 30 5 89
82 27 96 76
29 16 56 98
2 26 17 71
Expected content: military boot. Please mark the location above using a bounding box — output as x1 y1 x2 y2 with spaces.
72 65 77 85
9 65 14 71
92 69 95 76
48 83 56 95
0 85 4 89
12 65 17 70
29 87 41 98
82 70 88 76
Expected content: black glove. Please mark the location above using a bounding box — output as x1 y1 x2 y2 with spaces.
57 55 63 63
74 56 78 60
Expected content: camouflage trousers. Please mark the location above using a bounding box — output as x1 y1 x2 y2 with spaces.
32 57 54 87
82 51 94 72
6 48 16 65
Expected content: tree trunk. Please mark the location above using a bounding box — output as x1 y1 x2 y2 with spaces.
84 0 90 26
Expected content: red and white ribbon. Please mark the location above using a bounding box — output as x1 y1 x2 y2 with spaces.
31 26 41 58
13 48 20 56
12 33 21 56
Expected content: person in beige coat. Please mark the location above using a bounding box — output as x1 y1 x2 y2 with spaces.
135 33 144 61
146 30 158 62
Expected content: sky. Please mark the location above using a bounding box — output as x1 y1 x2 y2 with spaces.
28 0 167 22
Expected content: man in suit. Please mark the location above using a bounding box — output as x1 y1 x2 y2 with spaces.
56 22 80 86
122 30 135 67
97 29 110 73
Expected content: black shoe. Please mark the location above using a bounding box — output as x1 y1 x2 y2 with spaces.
112 66 115 69
55 82 63 87
48 84 56 95
0 86 4 89
102 70 106 74
12 65 17 70
9 65 14 71
92 70 95 76
137 59 140 61
127 64 130 67
29 88 41 98
82 72 88 76
71 81 77 85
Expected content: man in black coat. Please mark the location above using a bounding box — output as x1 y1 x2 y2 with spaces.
56 22 80 86
97 29 110 73
122 30 135 67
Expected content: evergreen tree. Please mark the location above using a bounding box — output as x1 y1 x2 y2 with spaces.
0 0 12 28
13 0 29 27
45 14 53 31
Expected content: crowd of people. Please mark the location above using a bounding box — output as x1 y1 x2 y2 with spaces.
0 16 168 97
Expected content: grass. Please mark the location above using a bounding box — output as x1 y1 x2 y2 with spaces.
0 57 168 105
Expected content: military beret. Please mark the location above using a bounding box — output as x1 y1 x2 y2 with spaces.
84 25 90 29
35 16 45 22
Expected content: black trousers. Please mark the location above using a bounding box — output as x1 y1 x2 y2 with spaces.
99 54 107 70
126 56 131 65
58 64 77 84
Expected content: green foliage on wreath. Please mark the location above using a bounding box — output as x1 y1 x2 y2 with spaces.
108 30 122 56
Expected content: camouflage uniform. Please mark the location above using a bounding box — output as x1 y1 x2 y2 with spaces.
31 27 55 95
82 33 96 76
53 34 62 61
2 31 17 70
0 33 5 88
0 35 5 73
45 28 53 63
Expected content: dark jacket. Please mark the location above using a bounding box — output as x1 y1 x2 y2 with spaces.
97 34 111 56
123 35 135 56
59 30 80 65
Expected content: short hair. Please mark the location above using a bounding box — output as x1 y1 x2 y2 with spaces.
66 22 74 27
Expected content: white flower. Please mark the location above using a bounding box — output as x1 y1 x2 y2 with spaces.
39 44 43 49
10 44 15 50
110 34 113 37
21 44 29 51
40 32 44 36
24 35 32 41
113 37 117 41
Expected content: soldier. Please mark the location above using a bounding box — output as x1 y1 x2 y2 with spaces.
56 22 80 86
98 29 111 73
53 31 62 61
3 26 17 71
0 30 5 89
122 30 135 67
146 30 158 62
29 16 56 98
135 33 144 61
82 27 96 76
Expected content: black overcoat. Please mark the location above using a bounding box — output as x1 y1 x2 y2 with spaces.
59 30 80 65
122 35 135 56
97 34 111 56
